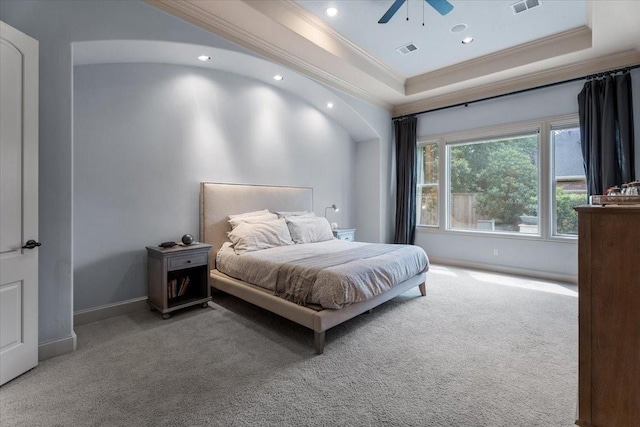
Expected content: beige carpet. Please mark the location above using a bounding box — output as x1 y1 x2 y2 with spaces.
0 265 578 426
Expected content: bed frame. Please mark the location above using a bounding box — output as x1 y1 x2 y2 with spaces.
199 182 427 354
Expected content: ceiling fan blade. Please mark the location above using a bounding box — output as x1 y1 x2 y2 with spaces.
378 0 406 23
425 0 454 16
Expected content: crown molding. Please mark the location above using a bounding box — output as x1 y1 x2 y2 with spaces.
145 0 395 110
146 0 637 115
273 0 406 85
394 49 640 117
406 26 593 96
242 0 404 93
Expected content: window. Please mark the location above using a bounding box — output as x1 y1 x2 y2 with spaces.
417 114 582 240
448 133 539 234
551 126 587 236
417 143 438 226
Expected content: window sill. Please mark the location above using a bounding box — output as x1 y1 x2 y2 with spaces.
416 225 577 244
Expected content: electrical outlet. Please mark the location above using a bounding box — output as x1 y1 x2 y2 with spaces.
493 249 499 256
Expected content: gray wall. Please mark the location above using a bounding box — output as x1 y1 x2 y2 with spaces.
73 63 356 311
346 94 394 243
0 0 249 347
415 69 640 281
0 0 392 349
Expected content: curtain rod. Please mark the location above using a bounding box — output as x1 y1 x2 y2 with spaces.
393 63 640 121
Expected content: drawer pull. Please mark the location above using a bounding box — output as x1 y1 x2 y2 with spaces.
168 253 208 270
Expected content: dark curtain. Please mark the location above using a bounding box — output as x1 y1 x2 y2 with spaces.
578 72 635 196
393 116 417 244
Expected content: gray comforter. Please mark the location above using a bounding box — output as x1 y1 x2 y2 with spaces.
216 239 429 309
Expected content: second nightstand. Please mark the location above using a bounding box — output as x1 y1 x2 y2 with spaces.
332 228 356 242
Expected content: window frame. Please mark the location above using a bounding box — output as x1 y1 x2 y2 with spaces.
549 117 585 238
446 129 542 235
416 140 439 227
416 113 580 242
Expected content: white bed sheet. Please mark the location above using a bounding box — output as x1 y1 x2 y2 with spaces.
216 239 429 309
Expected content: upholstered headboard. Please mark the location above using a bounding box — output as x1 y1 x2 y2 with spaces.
199 182 313 261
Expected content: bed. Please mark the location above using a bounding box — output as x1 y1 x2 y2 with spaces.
199 182 428 354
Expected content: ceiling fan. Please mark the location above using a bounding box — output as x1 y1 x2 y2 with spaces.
378 0 454 23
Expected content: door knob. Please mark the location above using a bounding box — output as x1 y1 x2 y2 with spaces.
22 240 42 249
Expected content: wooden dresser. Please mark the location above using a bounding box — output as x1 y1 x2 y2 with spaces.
575 206 640 427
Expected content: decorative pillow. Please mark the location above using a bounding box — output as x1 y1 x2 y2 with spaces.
285 216 335 244
228 213 278 230
228 209 270 220
227 218 293 254
275 211 316 218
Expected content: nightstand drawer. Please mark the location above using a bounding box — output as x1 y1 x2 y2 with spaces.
333 229 356 241
168 253 208 270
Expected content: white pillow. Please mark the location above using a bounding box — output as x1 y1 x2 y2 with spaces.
228 209 270 220
228 218 293 254
285 216 335 244
228 213 278 230
275 211 316 218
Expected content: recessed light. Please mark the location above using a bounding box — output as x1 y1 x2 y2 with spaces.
325 7 338 17
273 75 283 81
450 23 468 33
326 102 334 109
197 55 211 62
461 37 474 45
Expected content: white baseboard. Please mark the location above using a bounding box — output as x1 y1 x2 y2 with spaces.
74 297 148 326
429 257 578 284
39 332 77 361
38 298 149 361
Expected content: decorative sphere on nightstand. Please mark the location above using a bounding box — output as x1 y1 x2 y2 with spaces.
181 234 195 245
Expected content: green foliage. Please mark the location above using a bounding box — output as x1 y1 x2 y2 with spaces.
450 136 538 225
450 156 474 193
556 188 587 235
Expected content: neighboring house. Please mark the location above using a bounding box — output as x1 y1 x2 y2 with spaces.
554 128 587 193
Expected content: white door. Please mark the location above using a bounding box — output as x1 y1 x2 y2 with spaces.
0 21 39 386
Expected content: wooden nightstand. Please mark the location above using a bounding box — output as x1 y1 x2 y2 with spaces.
332 228 356 241
146 243 212 319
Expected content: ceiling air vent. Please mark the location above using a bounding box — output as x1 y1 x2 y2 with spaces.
511 0 540 14
396 43 418 55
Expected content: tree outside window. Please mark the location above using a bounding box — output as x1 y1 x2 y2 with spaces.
448 134 539 233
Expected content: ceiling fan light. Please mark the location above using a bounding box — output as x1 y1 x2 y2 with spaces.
325 7 338 17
